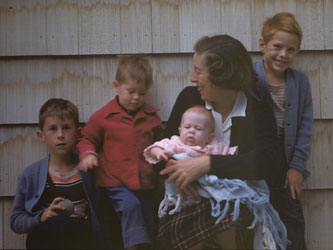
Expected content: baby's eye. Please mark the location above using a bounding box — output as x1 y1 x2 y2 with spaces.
49 127 57 131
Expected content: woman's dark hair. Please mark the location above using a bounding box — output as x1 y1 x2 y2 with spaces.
194 35 257 91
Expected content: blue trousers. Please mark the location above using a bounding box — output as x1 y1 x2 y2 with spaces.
103 186 155 248
269 138 307 250
270 187 307 250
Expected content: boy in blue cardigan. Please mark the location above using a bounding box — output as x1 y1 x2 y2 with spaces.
10 98 106 249
254 12 313 250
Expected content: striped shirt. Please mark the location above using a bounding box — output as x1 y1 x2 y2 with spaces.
268 83 286 136
39 166 88 218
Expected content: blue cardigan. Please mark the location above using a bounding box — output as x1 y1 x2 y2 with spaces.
10 156 107 246
254 60 313 180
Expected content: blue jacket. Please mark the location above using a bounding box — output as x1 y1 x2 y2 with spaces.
254 60 313 180
10 156 107 246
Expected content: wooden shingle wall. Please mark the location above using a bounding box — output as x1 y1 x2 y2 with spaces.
1 0 332 249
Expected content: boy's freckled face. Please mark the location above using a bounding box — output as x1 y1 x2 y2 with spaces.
114 78 148 113
38 117 77 156
260 30 299 76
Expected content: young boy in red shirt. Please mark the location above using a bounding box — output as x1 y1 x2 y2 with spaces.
77 55 163 249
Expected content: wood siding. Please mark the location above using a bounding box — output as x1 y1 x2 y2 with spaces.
1 0 332 249
1 52 332 124
1 0 333 55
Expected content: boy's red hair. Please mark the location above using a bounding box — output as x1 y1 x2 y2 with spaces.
261 12 303 48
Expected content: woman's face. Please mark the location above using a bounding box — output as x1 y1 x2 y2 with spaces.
190 53 215 102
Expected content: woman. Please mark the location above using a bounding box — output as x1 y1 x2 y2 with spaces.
156 35 281 249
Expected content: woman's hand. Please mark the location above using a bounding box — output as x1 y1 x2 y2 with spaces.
160 156 211 197
40 197 65 222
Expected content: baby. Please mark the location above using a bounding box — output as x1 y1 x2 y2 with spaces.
145 105 237 164
144 105 238 216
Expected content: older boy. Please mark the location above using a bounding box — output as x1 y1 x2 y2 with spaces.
77 55 163 249
10 98 105 249
254 12 313 250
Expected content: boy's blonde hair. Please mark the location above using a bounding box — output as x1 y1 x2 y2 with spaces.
182 105 215 132
38 98 79 130
115 55 153 88
261 12 303 48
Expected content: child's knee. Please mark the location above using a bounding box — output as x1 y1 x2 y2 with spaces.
122 196 141 213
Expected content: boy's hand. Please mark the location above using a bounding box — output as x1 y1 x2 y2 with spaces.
284 168 303 200
150 147 170 162
78 154 98 172
40 197 65 222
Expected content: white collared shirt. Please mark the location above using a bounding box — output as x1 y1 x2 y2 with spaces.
205 91 247 146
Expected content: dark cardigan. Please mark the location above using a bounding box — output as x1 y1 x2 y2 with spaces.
163 86 280 186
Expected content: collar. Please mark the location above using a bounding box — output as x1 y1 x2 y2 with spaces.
257 59 293 88
231 91 247 117
205 91 247 118
103 97 159 119
205 92 247 143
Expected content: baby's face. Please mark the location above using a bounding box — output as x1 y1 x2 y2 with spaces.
179 111 213 148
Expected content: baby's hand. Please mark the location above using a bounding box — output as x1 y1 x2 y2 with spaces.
78 154 98 172
40 197 65 222
150 147 170 162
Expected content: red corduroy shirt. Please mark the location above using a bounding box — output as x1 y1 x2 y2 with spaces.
77 97 163 190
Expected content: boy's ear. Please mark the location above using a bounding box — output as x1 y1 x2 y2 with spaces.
75 126 81 142
295 47 300 55
37 129 45 142
76 126 81 136
113 80 120 91
259 37 265 52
